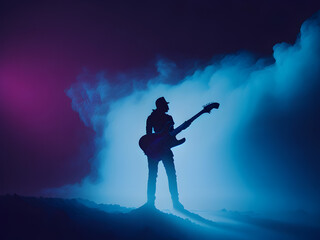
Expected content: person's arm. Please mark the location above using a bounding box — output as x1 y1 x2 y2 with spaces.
169 116 175 131
146 116 153 134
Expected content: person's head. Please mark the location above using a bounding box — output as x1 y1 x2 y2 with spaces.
155 97 169 112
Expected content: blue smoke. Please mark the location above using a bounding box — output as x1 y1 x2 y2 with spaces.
50 12 320 213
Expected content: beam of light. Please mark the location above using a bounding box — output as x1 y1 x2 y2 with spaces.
46 12 320 212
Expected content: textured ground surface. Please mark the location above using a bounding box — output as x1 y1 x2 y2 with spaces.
1 195 319 240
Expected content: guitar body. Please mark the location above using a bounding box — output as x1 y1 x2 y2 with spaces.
139 133 186 159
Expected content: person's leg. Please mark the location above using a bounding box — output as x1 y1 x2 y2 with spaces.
147 158 159 206
162 156 183 209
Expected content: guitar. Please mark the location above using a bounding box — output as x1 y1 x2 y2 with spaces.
139 102 220 159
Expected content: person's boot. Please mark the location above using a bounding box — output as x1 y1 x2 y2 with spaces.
172 200 184 210
146 200 155 208
146 195 156 209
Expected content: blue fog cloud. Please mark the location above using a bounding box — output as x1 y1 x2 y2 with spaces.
50 12 320 212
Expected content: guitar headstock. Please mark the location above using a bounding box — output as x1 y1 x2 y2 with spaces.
202 102 220 113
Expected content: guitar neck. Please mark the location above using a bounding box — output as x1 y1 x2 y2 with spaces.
188 111 204 124
171 110 205 136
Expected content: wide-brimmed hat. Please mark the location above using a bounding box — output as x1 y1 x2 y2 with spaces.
156 97 169 108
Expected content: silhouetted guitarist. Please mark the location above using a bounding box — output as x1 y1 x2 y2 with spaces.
145 97 184 209
141 97 219 210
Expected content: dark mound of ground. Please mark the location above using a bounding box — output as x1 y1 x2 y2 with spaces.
2 195 319 240
0 195 212 240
